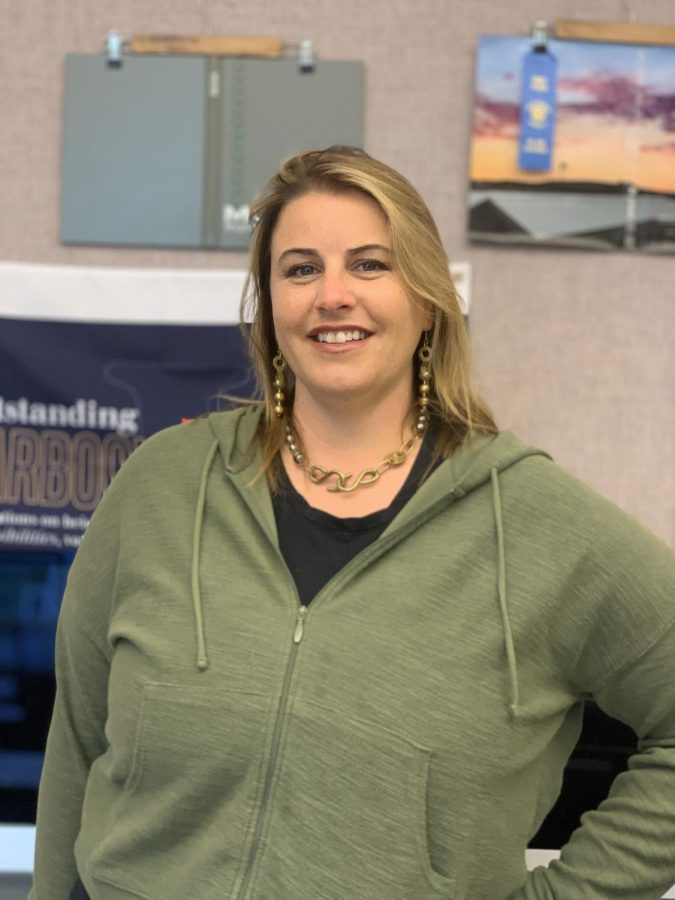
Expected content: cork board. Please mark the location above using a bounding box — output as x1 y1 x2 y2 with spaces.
2 0 674 545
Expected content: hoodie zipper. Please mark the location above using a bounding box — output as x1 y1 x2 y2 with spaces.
236 508 448 898
235 604 308 899
234 506 440 897
225 460 459 898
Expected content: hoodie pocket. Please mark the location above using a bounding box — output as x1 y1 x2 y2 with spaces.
87 682 270 899
256 697 455 899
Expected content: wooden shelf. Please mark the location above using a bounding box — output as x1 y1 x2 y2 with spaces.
129 35 284 57
554 19 675 47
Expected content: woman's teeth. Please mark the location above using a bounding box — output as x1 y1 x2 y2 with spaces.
315 330 368 343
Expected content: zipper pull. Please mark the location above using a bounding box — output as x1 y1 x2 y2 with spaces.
293 606 308 644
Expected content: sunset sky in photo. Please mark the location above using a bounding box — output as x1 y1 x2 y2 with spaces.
470 37 675 195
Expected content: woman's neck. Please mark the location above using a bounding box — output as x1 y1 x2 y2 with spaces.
293 382 417 461
281 386 423 517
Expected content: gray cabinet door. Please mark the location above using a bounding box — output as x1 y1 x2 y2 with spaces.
215 57 363 248
61 55 363 249
61 55 207 247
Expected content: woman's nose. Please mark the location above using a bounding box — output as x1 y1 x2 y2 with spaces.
316 268 356 311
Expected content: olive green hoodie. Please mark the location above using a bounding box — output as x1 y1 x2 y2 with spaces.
31 407 675 899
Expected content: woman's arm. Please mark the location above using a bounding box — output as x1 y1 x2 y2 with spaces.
513 621 675 899
509 496 675 900
29 615 111 898
28 481 120 899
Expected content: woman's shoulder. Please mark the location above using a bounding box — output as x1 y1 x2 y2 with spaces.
121 404 262 479
488 434 674 595
494 437 675 686
511 447 664 542
125 405 259 468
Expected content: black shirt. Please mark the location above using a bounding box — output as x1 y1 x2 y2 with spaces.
273 425 436 606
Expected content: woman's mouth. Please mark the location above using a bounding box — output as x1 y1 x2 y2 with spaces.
312 330 369 344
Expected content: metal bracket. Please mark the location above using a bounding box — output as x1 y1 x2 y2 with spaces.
530 20 550 50
298 38 314 73
106 30 124 67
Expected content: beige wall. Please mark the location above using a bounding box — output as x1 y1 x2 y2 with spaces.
3 0 674 545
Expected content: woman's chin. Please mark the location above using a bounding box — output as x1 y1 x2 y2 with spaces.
295 380 376 408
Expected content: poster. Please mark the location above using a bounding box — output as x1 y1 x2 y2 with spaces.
469 36 675 251
0 263 253 551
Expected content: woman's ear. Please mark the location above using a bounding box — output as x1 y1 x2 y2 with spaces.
422 302 435 332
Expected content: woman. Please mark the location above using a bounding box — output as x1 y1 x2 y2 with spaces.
31 147 675 899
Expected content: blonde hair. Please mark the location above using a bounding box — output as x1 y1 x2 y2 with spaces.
241 146 497 480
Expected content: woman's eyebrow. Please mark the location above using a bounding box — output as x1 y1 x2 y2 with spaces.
346 243 391 255
277 247 320 263
276 243 391 265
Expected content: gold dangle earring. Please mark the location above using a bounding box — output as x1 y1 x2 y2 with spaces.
272 352 286 418
417 332 432 434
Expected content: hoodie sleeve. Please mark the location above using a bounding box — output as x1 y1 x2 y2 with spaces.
509 493 675 900
28 474 120 899
511 627 675 899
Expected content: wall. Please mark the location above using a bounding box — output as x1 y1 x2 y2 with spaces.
2 0 674 545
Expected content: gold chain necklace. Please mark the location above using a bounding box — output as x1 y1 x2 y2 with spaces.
284 422 425 493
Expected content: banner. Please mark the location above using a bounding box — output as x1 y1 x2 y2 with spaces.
0 262 252 551
518 47 557 172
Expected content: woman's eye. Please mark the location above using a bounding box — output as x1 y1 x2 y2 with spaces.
287 264 318 278
355 259 387 273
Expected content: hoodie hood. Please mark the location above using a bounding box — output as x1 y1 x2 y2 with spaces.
396 428 550 524
210 403 267 475
206 405 548 497
199 408 551 716
384 428 551 718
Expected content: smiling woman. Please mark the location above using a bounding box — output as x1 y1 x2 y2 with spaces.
268 189 433 513
30 148 675 900
243 146 496 513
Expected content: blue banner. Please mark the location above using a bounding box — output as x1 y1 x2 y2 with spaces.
0 318 255 551
518 48 558 172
